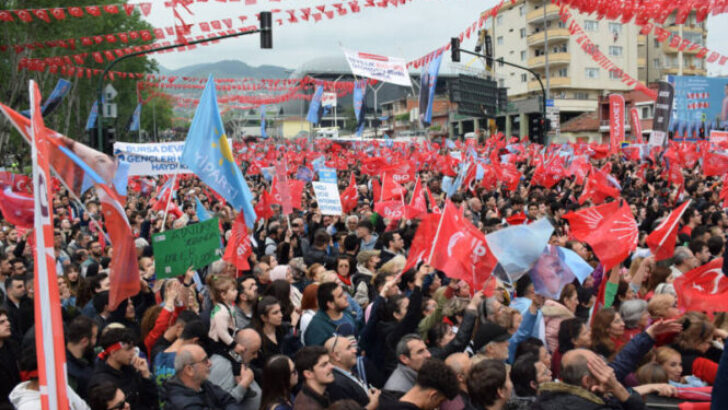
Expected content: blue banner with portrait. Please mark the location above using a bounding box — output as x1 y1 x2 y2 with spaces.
669 75 728 133
418 53 442 128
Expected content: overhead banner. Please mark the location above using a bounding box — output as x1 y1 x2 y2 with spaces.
322 92 337 108
312 180 343 215
114 140 231 176
651 81 675 147
114 141 189 176
343 48 412 87
152 218 222 279
609 94 625 154
419 53 442 128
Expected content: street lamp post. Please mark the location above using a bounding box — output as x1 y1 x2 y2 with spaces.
96 12 272 152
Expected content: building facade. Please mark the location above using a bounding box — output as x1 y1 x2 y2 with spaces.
488 0 706 140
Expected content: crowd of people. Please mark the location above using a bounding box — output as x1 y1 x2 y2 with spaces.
2 136 728 410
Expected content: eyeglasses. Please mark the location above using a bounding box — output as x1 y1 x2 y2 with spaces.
189 355 210 366
108 399 127 410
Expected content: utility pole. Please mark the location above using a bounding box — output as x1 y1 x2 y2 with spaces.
543 0 550 100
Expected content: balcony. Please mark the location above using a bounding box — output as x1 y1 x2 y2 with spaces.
529 76 570 91
661 41 704 55
528 52 571 68
527 28 571 46
526 4 560 23
662 67 707 76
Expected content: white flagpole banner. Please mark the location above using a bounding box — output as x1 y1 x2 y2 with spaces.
113 141 190 176
343 49 412 87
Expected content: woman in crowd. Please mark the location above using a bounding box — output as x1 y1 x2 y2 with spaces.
259 355 299 410
542 283 577 353
252 296 300 370
591 307 626 360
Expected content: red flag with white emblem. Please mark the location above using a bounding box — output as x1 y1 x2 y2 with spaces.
646 200 691 261
223 212 252 271
673 258 728 312
563 201 638 271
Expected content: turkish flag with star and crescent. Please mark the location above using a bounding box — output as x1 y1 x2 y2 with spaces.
673 258 728 312
646 200 691 261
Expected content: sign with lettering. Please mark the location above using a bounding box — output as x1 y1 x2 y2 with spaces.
312 181 343 216
114 140 230 176
152 218 222 278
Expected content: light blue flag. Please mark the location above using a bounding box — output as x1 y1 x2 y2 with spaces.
195 197 212 221
419 53 443 127
528 245 593 299
445 162 470 198
485 218 554 281
353 80 367 136
85 100 100 130
128 103 142 132
560 246 593 284
306 85 324 124
260 105 268 138
181 75 256 228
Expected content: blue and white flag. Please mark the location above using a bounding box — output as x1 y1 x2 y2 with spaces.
85 100 100 130
21 79 71 119
418 53 442 128
128 103 142 132
306 85 324 124
260 104 268 138
485 218 554 281
195 197 212 221
181 75 256 228
353 80 367 136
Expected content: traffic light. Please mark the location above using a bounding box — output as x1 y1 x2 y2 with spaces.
260 11 272 49
451 37 460 62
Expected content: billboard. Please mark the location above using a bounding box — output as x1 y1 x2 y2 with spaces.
668 75 728 134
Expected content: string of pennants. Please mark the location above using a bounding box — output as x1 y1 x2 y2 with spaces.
551 0 727 26
0 3 153 23
556 3 656 99
137 77 376 92
1 14 252 53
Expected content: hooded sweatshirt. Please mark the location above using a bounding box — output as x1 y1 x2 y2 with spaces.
9 381 90 410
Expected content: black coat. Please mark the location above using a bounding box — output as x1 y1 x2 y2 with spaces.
66 349 93 400
160 376 244 410
0 338 20 409
327 367 369 407
532 382 645 410
88 359 158 410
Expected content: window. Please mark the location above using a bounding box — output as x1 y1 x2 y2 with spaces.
521 74 528 83
575 92 589 100
557 21 566 29
498 79 505 87
497 36 504 45
584 20 598 31
609 70 621 79
609 46 623 57
609 23 622 34
497 15 503 25
519 5 525 16
585 68 599 79
654 38 660 48
557 68 568 77
520 28 526 38
653 58 660 68
641 107 650 118
521 50 527 61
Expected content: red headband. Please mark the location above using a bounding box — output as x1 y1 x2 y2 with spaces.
20 370 38 381
98 342 125 360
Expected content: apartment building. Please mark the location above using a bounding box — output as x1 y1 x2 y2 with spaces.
487 0 706 141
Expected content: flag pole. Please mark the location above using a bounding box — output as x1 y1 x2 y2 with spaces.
428 200 448 264
161 174 177 232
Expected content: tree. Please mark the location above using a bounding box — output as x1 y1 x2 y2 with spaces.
0 0 158 166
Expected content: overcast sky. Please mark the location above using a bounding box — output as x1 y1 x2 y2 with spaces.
146 0 728 76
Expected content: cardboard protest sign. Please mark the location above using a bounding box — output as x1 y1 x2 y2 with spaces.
152 218 222 278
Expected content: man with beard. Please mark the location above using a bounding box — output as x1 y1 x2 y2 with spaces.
293 346 335 410
234 276 258 329
65 315 98 400
304 282 356 346
82 240 104 272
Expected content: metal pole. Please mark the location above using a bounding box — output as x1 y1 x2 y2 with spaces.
96 28 262 152
543 0 550 101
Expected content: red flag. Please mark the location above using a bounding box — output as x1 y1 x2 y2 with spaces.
494 162 522 191
673 258 728 312
0 186 34 228
404 213 437 273
340 173 358 213
609 94 625 154
426 186 441 214
254 190 275 221
578 174 620 205
630 108 643 143
381 161 415 185
30 80 71 410
703 152 728 177
223 212 252 271
379 173 406 201
405 178 427 219
274 159 293 215
646 200 691 261
99 189 141 310
563 201 638 271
